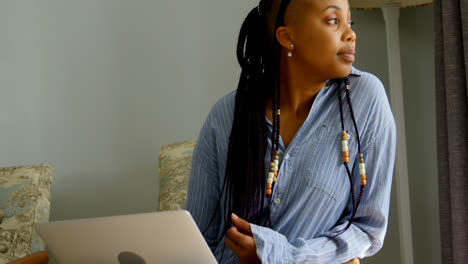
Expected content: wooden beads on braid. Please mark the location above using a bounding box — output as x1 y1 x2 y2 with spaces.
341 131 350 163
266 150 280 195
359 153 367 186
342 131 367 186
266 80 281 196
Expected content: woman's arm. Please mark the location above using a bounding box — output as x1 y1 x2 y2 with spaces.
226 214 361 264
184 107 222 252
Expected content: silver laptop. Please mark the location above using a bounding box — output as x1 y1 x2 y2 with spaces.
34 210 217 264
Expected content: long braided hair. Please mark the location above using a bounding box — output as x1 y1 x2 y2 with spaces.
220 0 290 231
214 0 365 253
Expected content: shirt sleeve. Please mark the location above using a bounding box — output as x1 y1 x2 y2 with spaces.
250 115 397 264
184 107 222 252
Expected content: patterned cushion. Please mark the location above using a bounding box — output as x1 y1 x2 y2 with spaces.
158 140 196 211
0 164 52 263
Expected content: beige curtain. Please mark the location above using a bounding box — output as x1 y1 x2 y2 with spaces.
434 0 468 263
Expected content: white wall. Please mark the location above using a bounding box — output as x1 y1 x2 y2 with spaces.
0 0 257 220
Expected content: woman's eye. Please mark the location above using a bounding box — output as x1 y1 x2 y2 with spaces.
328 18 338 25
327 18 354 27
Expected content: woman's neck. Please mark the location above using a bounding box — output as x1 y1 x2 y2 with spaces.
277 52 327 118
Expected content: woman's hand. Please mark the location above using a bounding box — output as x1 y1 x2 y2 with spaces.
224 213 260 264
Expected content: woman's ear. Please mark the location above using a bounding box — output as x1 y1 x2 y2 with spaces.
276 26 294 49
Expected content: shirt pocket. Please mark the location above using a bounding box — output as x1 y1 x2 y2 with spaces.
302 128 357 202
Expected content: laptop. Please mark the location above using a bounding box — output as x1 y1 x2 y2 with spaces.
34 210 217 264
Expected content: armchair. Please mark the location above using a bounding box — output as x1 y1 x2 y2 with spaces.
0 164 52 264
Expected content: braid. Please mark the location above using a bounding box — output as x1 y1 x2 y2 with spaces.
224 2 271 229
204 5 275 260
332 78 367 237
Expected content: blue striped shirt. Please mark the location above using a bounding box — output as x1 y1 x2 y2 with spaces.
184 67 397 263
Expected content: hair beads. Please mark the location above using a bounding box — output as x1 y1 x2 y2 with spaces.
359 154 367 186
342 130 351 163
266 150 279 195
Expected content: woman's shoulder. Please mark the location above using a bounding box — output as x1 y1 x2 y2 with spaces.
348 67 387 100
347 67 395 141
212 90 237 112
204 90 237 126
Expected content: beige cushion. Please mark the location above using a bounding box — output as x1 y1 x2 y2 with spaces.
0 164 53 263
158 140 196 211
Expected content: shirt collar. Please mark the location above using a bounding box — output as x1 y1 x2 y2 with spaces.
349 66 362 76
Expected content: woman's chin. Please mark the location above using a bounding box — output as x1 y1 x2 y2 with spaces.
335 64 353 78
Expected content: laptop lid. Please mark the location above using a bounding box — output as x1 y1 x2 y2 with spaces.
35 210 217 264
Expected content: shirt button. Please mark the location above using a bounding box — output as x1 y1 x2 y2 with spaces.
274 198 281 205
285 153 290 160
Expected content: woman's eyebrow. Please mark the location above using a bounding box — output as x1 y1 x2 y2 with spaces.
322 5 351 13
322 5 342 13
321 5 351 16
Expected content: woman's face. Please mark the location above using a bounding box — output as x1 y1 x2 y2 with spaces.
279 0 356 79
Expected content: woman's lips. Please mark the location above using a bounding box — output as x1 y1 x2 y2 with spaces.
338 53 355 62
